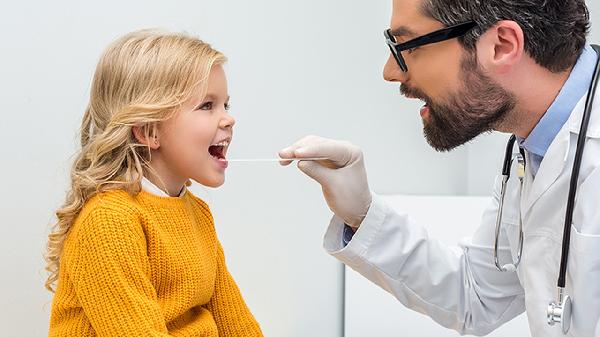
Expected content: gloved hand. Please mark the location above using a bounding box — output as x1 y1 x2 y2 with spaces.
279 135 372 228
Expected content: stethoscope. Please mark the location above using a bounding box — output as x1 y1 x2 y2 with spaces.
493 44 600 335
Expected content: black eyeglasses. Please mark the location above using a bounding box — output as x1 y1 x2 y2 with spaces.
385 21 477 72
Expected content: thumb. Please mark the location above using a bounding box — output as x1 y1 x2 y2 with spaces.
297 160 331 185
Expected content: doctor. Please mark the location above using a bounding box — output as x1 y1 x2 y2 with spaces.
279 0 600 336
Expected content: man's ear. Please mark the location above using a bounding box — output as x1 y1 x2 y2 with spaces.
132 124 160 150
477 20 524 74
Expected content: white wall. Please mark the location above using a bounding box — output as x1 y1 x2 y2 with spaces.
1 0 598 336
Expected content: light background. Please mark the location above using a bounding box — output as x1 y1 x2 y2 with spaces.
1 1 598 335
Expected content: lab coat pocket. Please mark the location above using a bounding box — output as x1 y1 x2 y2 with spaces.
566 226 600 336
569 225 600 257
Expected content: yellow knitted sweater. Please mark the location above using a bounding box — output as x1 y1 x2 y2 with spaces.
49 189 263 337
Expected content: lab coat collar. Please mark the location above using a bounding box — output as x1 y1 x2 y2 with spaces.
522 92 600 217
569 85 600 138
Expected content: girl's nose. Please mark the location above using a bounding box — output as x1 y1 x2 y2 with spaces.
221 112 235 129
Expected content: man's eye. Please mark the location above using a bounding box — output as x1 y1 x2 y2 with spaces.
197 102 213 110
407 47 419 54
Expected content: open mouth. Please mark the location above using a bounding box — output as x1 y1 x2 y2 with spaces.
208 138 230 161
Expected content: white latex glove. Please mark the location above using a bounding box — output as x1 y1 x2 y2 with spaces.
279 135 372 228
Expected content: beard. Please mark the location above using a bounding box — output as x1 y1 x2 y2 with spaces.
400 51 516 152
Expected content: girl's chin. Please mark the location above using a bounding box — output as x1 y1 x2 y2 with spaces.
208 180 225 188
193 174 225 188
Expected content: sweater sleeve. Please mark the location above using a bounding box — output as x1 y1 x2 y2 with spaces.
68 207 171 337
205 241 263 337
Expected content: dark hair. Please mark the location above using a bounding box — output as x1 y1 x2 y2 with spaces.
421 0 590 72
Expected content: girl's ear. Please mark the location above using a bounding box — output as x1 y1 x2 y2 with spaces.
132 124 160 150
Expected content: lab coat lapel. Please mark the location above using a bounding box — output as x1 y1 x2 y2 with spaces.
521 95 591 217
521 125 571 217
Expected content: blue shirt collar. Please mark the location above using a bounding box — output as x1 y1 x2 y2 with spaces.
521 45 598 157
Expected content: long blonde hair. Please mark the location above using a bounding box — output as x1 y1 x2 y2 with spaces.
45 29 226 292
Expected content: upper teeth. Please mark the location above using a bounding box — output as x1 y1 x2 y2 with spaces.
213 140 229 147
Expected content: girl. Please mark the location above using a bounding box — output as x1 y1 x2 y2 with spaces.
45 29 263 336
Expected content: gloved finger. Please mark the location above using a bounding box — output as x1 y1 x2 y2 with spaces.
282 135 352 165
278 159 294 166
278 147 296 166
278 135 325 166
278 145 309 166
294 140 354 168
297 160 331 185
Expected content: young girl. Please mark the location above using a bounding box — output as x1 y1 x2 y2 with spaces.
45 29 263 336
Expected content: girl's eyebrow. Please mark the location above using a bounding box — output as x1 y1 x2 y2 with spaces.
202 93 216 101
200 93 230 101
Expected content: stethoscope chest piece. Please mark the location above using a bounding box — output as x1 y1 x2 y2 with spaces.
547 291 572 334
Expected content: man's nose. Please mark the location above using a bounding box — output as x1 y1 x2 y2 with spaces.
383 55 408 83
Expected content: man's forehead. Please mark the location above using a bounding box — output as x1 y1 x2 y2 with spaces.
390 0 441 37
391 0 426 22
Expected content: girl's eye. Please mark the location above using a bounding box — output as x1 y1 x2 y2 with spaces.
224 102 231 111
197 102 213 110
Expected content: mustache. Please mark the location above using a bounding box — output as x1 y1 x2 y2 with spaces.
399 84 430 103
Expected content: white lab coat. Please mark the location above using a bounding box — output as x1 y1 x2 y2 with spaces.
324 93 600 336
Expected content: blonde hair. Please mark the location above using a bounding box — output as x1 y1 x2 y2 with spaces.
45 29 226 292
